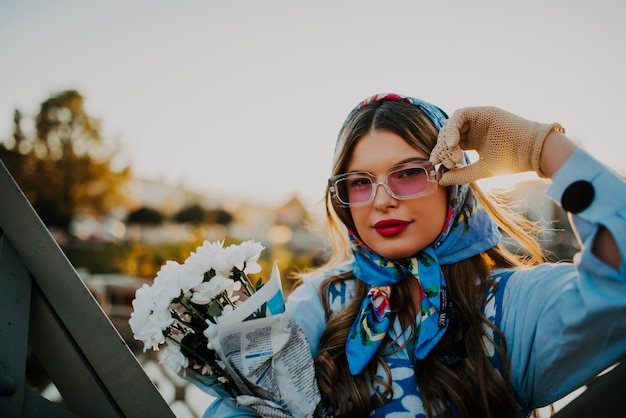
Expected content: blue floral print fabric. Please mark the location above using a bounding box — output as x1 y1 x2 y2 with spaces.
334 270 515 416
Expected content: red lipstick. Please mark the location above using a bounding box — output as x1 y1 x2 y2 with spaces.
373 219 411 237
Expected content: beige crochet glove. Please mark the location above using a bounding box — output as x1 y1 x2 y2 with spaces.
429 106 564 186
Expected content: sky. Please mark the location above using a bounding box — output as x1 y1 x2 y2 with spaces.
1 0 625 212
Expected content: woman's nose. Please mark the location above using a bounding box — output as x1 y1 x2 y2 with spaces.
372 183 398 210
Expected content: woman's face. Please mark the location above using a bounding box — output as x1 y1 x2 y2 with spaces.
346 129 448 259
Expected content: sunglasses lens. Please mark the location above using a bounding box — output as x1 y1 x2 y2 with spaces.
335 176 373 205
388 166 428 196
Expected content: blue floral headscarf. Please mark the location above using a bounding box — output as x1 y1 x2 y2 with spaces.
337 93 501 375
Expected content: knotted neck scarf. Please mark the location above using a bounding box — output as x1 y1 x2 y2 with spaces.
342 93 502 375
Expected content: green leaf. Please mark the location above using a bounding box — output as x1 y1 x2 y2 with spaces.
207 301 222 318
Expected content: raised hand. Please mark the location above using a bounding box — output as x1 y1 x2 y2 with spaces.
430 106 564 186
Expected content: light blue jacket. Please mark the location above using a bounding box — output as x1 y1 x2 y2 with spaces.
206 148 626 416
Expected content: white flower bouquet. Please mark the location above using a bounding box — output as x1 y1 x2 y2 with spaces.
129 239 319 417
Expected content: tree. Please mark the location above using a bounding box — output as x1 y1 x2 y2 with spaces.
207 207 234 225
173 204 234 226
126 207 163 225
125 206 163 244
174 204 206 224
0 90 130 232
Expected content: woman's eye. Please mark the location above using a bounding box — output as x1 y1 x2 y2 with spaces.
397 168 421 179
348 177 370 189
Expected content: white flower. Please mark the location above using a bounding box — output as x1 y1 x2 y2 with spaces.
160 344 189 374
129 282 177 351
129 308 173 352
133 281 171 313
227 240 264 274
190 271 235 305
183 240 226 283
153 260 187 299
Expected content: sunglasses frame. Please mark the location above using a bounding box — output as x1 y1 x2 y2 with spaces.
329 161 439 208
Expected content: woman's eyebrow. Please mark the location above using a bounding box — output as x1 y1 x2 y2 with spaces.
345 157 431 174
396 157 430 165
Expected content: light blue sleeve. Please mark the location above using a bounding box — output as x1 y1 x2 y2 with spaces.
203 398 260 417
501 148 626 409
285 271 329 356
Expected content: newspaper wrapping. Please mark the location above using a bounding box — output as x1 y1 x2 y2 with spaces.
200 262 321 417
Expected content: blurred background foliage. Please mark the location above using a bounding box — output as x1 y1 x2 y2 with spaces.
2 90 130 232
1 89 329 293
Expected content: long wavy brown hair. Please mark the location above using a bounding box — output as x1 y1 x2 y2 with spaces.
311 99 547 417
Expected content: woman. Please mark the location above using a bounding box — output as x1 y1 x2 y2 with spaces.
208 93 625 417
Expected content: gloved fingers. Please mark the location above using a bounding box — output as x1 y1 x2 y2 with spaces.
437 159 490 186
429 141 464 169
430 116 467 168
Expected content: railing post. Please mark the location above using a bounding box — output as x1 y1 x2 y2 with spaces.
0 231 32 416
0 159 175 417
